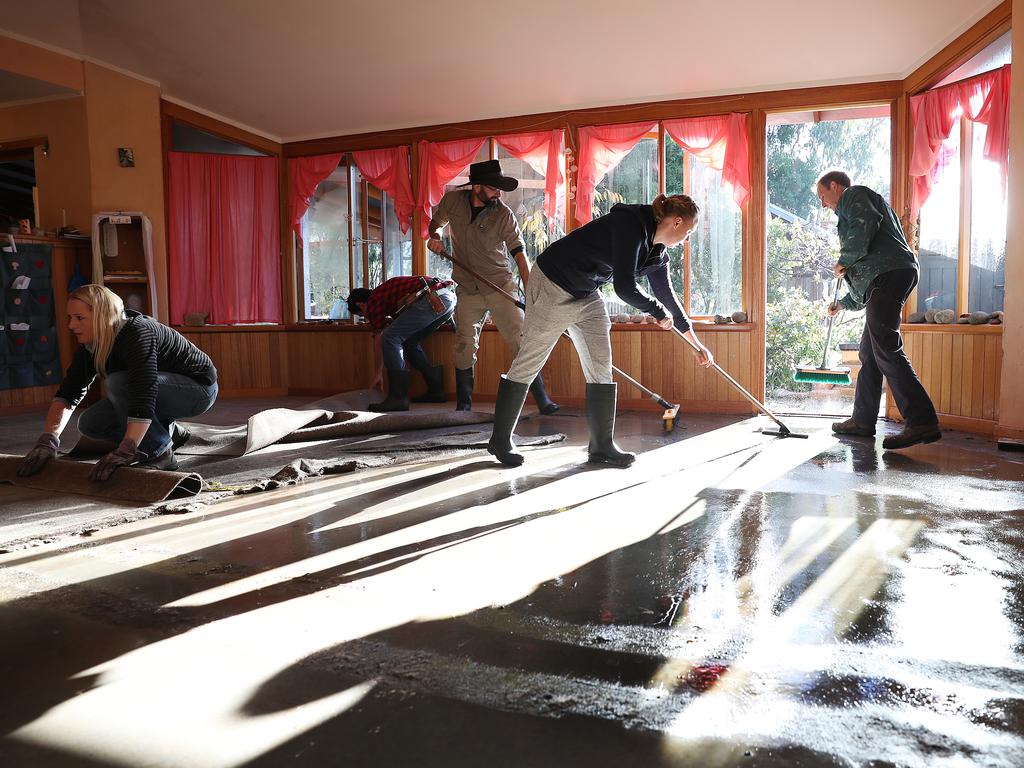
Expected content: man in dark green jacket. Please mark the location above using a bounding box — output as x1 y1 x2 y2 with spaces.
817 170 940 450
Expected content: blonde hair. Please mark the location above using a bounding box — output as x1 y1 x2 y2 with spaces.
652 193 699 224
69 284 125 376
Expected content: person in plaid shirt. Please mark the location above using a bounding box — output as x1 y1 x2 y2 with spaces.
346 276 456 412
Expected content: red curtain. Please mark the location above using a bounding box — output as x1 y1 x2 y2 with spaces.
663 113 751 207
351 146 416 234
416 138 486 237
573 121 657 224
494 129 564 230
288 153 344 243
909 64 1011 217
168 152 282 325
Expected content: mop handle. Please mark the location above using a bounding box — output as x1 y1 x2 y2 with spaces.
436 249 675 410
819 277 843 369
671 326 790 433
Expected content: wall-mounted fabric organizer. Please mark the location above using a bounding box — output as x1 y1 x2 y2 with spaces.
1 242 62 391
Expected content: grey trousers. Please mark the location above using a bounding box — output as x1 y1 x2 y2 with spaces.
507 268 613 385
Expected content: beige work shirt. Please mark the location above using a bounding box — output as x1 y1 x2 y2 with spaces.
430 189 525 293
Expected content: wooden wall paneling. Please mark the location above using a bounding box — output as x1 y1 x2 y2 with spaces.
961 334 976 419
972 335 986 419
949 334 964 415
939 332 953 415
983 335 1000 422
611 330 643 400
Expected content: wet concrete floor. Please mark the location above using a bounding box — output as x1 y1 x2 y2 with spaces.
1 406 1022 767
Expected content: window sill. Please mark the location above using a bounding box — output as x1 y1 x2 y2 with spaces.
901 323 1003 334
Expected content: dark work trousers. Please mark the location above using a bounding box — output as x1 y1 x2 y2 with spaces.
853 268 938 428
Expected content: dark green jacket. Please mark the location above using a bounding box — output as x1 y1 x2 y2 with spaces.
836 186 917 310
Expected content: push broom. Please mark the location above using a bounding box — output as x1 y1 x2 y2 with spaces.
794 278 852 387
671 327 807 439
436 249 683 430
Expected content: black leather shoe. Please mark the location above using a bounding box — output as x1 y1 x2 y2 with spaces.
832 418 876 437
171 423 191 451
142 448 179 472
882 423 941 450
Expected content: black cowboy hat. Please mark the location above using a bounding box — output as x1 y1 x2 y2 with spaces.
465 159 519 192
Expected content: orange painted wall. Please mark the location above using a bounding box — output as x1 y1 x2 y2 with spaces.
0 34 83 91
0 96 92 231
82 62 168 323
999 2 1024 440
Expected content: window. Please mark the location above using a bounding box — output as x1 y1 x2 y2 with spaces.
916 35 1010 315
666 141 743 316
917 130 961 312
591 135 659 220
300 162 351 320
495 144 566 262
298 153 411 320
427 144 491 281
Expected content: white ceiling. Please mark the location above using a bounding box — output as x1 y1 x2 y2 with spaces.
0 0 1006 143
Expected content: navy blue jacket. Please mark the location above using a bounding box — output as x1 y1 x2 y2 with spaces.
537 204 690 330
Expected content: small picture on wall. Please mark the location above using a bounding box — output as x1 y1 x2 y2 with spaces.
118 148 135 168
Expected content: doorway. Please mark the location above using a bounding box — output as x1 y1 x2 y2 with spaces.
764 106 892 416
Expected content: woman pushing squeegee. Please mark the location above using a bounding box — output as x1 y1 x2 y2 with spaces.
437 248 683 432
484 194 715 468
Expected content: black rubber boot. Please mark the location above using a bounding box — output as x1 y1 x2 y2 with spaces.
487 376 530 466
586 382 635 467
529 373 560 415
369 369 411 412
455 367 474 412
170 422 191 451
411 364 447 403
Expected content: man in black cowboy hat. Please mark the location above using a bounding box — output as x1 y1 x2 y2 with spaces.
426 159 559 414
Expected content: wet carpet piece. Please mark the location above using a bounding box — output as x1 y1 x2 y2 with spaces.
99 390 500 458
0 454 203 504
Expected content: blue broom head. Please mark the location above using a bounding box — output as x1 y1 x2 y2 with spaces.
794 364 852 385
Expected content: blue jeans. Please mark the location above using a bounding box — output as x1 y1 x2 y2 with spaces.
380 289 455 371
77 371 219 457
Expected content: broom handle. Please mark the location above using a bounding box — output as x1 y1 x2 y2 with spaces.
435 249 676 410
819 278 842 369
671 326 790 433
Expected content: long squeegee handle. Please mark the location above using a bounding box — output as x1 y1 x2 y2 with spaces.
436 249 675 408
671 326 790 434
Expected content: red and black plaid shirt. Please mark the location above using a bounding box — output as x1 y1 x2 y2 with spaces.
364 276 452 332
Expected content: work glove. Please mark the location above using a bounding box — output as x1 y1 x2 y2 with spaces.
89 437 146 482
17 432 59 477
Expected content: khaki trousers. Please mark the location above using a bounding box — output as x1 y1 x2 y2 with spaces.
454 282 527 369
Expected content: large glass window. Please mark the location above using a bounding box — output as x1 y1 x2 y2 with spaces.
970 123 1006 313
765 106 891 416
917 130 961 313
428 144 491 281
591 135 659 220
666 142 743 316
300 162 351 321
916 34 1010 315
297 152 412 320
496 143 566 263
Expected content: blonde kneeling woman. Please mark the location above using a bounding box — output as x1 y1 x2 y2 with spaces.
18 285 218 482
487 194 714 468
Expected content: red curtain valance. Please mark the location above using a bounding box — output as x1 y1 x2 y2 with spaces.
909 64 1011 218
351 146 416 234
169 152 282 325
574 121 656 224
416 138 486 237
288 153 344 243
494 129 564 230
663 113 751 207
